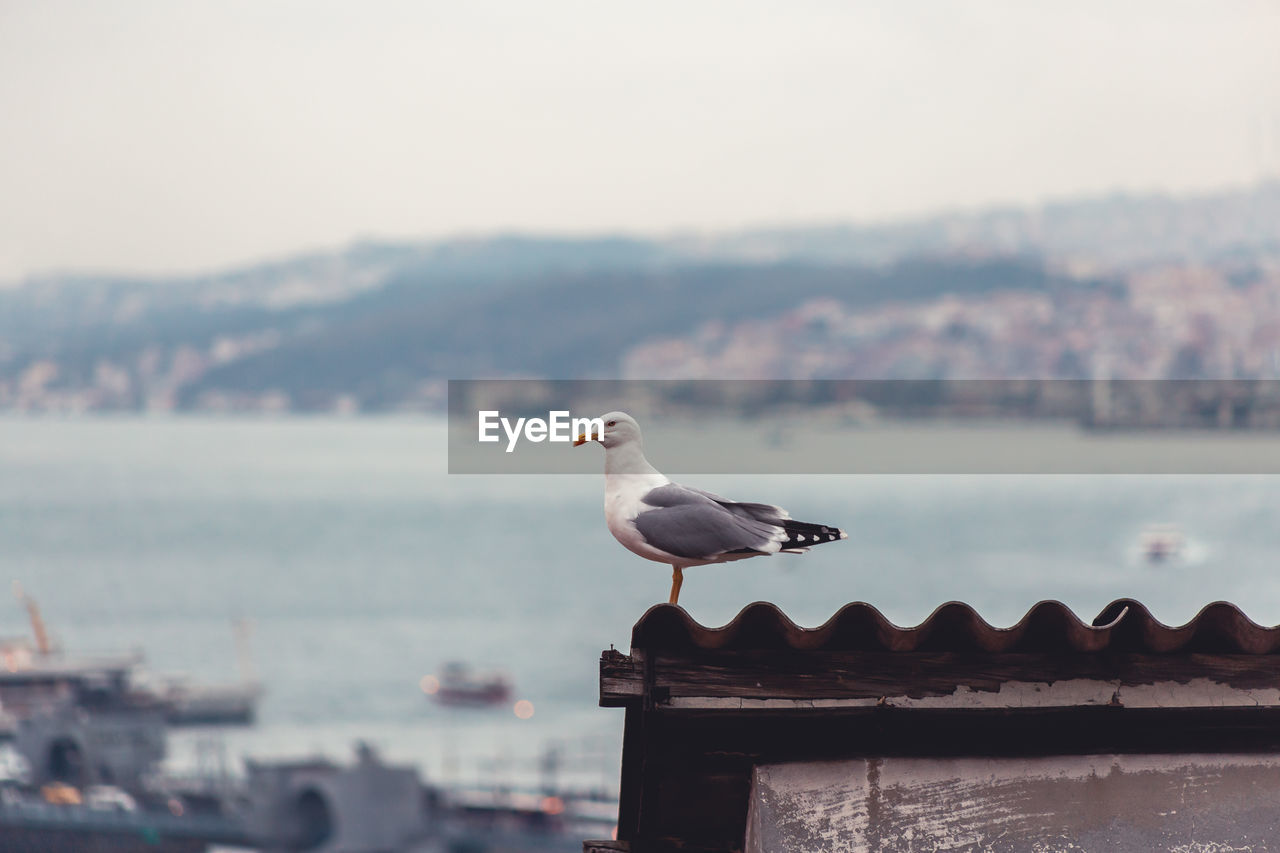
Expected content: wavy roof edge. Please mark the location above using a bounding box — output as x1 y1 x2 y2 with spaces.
629 599 1280 654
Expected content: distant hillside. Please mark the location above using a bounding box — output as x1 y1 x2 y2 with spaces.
688 181 1280 269
0 236 667 354
2 182 1277 411
180 256 1082 408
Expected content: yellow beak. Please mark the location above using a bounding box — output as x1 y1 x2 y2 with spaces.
573 432 599 447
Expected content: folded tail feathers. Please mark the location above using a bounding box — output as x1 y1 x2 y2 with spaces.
777 519 847 551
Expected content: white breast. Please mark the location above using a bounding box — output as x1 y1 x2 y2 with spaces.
604 473 674 564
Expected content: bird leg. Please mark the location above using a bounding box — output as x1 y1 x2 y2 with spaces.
669 565 683 605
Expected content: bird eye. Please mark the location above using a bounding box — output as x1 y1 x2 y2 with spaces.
606 420 617 427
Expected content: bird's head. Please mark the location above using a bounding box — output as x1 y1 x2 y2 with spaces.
573 411 641 450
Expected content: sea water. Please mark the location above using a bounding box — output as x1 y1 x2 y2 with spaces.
3 416 1280 792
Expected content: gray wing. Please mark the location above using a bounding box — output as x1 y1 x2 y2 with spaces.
675 485 792 522
634 484 784 560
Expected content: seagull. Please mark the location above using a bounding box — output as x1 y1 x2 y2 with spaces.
574 411 847 605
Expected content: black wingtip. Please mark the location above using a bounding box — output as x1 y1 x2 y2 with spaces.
777 519 848 549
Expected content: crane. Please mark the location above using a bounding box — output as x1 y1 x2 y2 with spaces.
12 581 53 656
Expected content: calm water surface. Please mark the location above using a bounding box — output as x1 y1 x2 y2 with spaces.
3 416 1279 789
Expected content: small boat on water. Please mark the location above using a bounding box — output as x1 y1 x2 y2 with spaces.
421 662 513 708
131 670 264 726
1138 523 1186 564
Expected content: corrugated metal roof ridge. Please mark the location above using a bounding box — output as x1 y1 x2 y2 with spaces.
629 599 1280 654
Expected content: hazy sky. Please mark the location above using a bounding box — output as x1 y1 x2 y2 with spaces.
2 0 1278 278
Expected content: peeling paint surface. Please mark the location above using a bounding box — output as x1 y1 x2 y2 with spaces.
747 754 1280 852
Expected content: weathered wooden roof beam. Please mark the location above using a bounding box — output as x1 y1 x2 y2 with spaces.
588 599 1280 853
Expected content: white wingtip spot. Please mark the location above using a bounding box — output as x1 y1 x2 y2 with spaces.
840 531 848 539
796 534 806 542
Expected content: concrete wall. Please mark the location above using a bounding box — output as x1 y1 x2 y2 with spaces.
747 753 1280 852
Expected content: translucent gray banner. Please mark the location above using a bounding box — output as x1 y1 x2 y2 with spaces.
447 379 1280 474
